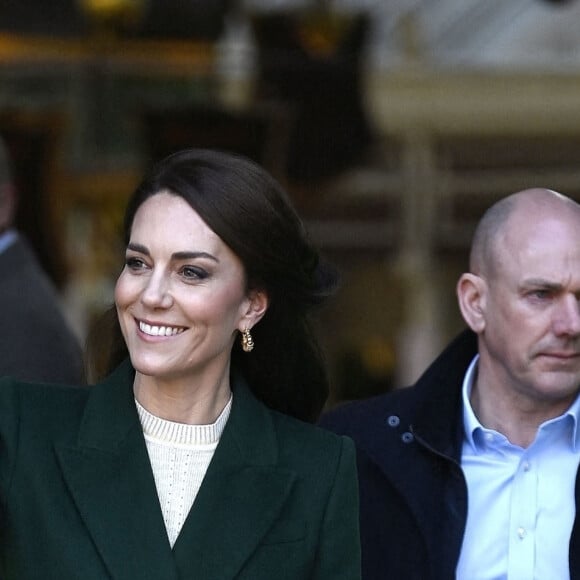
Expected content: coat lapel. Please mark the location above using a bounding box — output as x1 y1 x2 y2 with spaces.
172 377 297 580
55 361 179 580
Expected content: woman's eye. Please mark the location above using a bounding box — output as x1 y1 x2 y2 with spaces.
181 266 208 280
126 256 146 270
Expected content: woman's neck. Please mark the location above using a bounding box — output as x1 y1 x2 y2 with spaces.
133 367 232 425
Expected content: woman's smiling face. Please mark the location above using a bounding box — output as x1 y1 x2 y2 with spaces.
115 191 260 384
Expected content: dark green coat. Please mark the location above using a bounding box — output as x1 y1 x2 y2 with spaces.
0 361 361 579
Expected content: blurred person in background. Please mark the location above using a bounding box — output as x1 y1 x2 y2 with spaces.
0 136 83 384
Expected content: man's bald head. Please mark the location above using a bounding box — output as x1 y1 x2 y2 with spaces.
469 188 580 279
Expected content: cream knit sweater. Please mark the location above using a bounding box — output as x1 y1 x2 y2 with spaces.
136 396 232 547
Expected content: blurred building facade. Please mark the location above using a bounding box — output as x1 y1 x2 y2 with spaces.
2 0 580 402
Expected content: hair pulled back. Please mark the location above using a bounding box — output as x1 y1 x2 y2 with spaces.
86 149 338 422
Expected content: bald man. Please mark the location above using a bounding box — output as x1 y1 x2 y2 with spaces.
321 189 580 580
0 138 83 384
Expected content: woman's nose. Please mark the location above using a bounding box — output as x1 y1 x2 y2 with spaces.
140 272 173 309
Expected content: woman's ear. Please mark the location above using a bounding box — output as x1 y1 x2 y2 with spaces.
239 289 269 331
457 273 487 333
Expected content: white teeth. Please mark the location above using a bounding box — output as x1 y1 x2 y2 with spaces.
139 321 184 337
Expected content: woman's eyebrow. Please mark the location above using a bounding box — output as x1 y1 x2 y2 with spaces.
172 251 219 263
127 242 149 255
127 244 219 263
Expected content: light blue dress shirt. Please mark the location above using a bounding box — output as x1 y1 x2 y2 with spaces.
457 355 580 580
0 228 17 255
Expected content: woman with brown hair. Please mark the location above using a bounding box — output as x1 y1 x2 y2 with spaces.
0 148 360 579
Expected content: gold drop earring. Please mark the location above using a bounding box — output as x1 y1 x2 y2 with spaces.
241 328 254 352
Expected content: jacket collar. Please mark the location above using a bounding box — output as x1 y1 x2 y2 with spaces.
345 329 477 461
411 329 478 460
171 370 296 578
55 361 297 580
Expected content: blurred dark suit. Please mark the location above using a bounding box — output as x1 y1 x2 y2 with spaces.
0 233 83 384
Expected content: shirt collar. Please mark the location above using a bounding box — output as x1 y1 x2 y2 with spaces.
462 354 580 451
560 389 580 452
0 229 17 255
461 355 481 450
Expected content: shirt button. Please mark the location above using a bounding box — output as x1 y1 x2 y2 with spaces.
522 461 531 472
484 432 494 442
401 432 414 444
517 527 526 539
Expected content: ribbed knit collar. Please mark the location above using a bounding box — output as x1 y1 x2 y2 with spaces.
135 395 232 446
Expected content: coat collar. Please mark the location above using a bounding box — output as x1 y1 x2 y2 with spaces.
171 370 297 579
55 361 297 580
336 329 478 465
411 328 478 459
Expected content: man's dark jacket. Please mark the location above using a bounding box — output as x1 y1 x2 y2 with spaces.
320 329 580 580
0 236 83 384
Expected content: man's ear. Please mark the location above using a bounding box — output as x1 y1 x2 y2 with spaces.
457 273 487 333
239 289 269 331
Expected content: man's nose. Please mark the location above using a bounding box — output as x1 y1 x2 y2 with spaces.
554 294 580 337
